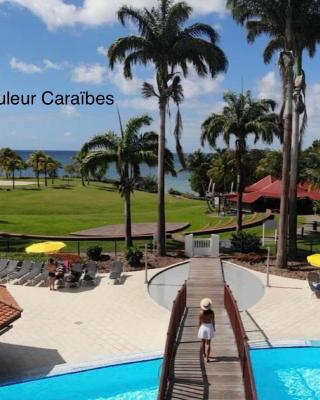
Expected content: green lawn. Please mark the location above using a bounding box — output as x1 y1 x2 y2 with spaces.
2 178 307 256
0 178 226 253
0 179 223 235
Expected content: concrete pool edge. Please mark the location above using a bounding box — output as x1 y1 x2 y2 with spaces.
250 339 320 350
0 350 163 387
147 259 191 291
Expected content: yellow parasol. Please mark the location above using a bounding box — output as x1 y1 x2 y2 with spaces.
25 241 66 254
307 254 320 268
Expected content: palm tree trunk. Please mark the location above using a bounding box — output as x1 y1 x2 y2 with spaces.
12 169 15 190
235 152 243 233
288 51 303 258
81 174 85 186
276 52 294 268
44 167 48 187
124 189 133 248
288 103 299 257
36 171 40 188
157 97 166 256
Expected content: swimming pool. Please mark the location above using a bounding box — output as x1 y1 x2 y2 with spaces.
0 358 162 400
250 347 320 399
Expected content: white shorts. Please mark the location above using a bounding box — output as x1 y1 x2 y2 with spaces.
198 323 215 340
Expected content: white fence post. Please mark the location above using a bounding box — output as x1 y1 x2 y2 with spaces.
185 234 194 257
210 234 220 257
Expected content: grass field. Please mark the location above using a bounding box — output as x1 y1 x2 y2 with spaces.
0 178 230 253
0 178 314 256
0 179 223 235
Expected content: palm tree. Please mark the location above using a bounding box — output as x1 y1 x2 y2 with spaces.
187 150 213 197
72 152 89 186
256 150 283 179
81 114 176 248
108 0 228 256
208 149 236 194
227 0 320 264
46 157 62 184
0 148 23 189
39 154 56 187
201 91 280 232
26 151 47 188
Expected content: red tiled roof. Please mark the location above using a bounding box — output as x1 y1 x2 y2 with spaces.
246 175 277 192
0 285 22 330
228 175 320 204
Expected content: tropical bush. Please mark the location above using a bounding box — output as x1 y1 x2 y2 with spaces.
231 232 261 253
140 175 158 193
86 245 103 260
125 245 143 266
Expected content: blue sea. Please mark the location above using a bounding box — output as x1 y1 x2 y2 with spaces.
16 150 193 193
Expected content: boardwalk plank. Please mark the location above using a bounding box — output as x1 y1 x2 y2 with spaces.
166 257 246 400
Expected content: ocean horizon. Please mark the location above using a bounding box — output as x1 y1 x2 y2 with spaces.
15 150 194 194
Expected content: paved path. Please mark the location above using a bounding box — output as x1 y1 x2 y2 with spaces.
238 266 320 347
0 269 169 383
167 258 245 399
71 222 189 239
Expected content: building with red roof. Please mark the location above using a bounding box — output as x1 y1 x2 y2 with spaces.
227 175 320 213
0 285 22 335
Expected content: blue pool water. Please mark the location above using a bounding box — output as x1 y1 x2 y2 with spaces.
0 358 162 400
250 347 320 400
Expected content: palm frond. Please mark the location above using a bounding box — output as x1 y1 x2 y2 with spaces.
142 82 159 98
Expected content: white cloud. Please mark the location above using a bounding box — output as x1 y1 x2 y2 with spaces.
10 57 64 73
182 72 224 99
0 0 227 30
72 63 106 84
10 57 43 74
97 46 108 57
64 131 73 137
43 59 62 70
257 71 282 103
107 64 144 95
61 105 80 117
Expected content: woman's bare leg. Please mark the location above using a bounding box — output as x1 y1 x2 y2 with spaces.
201 340 206 357
206 340 211 361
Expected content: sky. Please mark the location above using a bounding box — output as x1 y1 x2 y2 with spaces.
0 0 319 152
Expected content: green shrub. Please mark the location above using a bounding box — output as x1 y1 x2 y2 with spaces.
86 245 103 260
125 245 143 266
231 232 261 253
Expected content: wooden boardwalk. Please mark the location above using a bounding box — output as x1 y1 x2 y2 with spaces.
167 258 246 399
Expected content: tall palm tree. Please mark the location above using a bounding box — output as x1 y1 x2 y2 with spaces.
81 114 176 248
227 0 320 264
26 151 47 188
108 0 228 256
201 91 280 232
0 148 23 189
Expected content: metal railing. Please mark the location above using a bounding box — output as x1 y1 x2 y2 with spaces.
157 282 187 400
224 284 257 400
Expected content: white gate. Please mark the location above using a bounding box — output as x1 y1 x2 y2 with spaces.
185 234 219 257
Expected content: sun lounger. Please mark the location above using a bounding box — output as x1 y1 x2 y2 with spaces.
82 262 98 285
307 272 320 298
8 260 33 282
0 259 8 273
16 262 43 285
109 260 123 284
32 264 49 286
0 260 19 282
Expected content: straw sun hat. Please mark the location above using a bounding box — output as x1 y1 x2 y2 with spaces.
200 298 212 311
